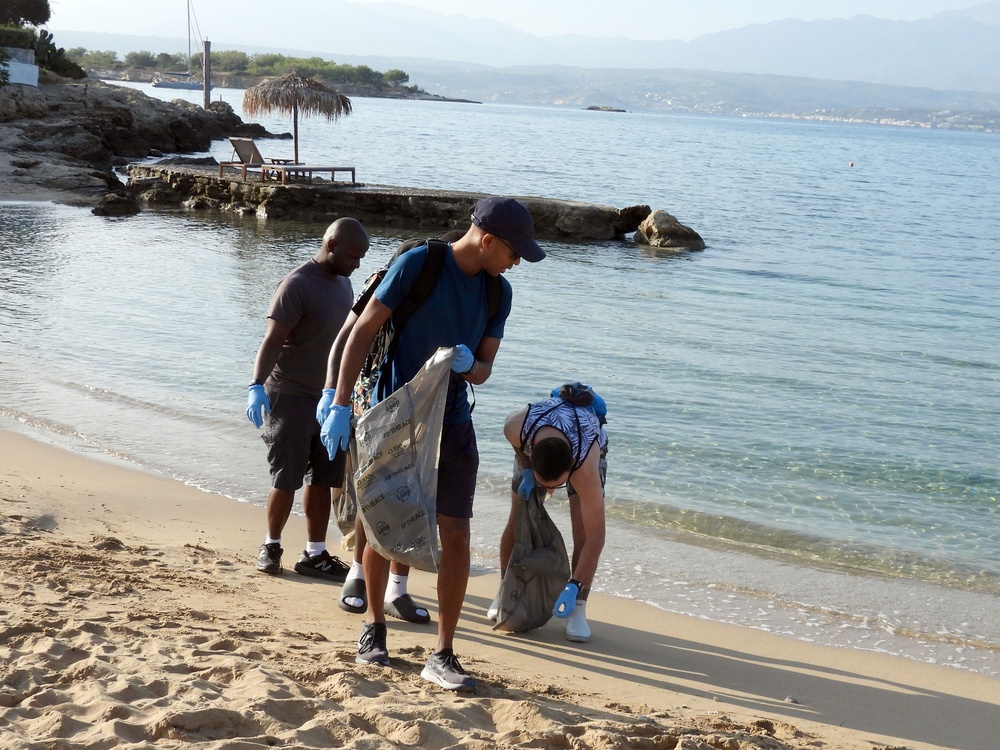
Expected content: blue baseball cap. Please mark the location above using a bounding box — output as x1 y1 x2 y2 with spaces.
471 196 546 262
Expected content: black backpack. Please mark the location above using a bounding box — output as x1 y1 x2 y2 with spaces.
350 238 503 412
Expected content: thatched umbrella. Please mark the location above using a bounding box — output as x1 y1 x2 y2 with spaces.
243 71 353 164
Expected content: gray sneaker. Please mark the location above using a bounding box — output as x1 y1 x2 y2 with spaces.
420 649 476 691
293 549 349 582
256 543 282 574
356 621 389 666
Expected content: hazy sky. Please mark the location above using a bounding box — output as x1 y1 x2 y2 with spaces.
354 0 981 39
49 0 980 43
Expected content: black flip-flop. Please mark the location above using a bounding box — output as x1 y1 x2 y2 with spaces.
384 594 431 624
338 577 367 614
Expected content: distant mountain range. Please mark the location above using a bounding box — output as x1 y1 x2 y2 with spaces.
51 1 1000 125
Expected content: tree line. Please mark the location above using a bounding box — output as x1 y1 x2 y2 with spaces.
2 0 418 92
66 48 417 91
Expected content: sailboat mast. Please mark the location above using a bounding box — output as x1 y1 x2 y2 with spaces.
186 0 191 71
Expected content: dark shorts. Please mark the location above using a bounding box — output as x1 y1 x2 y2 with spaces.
436 421 479 519
509 437 608 497
262 390 346 491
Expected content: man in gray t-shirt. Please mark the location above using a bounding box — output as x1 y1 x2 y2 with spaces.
245 217 369 581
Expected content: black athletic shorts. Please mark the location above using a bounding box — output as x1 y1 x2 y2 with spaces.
435 421 479 519
262 390 346 491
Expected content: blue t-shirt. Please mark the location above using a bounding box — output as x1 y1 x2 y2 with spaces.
375 244 513 423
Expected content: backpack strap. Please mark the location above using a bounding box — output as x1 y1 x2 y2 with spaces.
485 273 502 320
376 239 501 403
391 239 447 336
351 267 385 317
377 240 448 386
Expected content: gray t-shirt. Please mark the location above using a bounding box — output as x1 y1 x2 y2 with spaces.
265 259 352 398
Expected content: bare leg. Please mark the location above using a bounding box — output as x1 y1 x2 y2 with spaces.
302 483 332 543
265 487 294 539
354 515 410 577
363 543 390 624
353 513 366 565
435 515 470 652
498 491 519 572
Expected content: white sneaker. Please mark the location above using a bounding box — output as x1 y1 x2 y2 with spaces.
487 590 501 621
565 600 591 642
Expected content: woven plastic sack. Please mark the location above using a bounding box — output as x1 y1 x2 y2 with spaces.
352 346 455 572
332 436 358 542
493 489 570 633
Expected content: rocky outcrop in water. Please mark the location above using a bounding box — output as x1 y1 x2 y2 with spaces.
634 209 706 251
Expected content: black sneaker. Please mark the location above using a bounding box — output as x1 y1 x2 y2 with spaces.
356 621 389 665
256 543 282 574
293 549 349 582
420 649 476 691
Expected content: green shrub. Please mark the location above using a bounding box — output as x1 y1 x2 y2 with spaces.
0 24 35 48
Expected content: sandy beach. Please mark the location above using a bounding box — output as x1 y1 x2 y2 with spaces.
1 428 997 750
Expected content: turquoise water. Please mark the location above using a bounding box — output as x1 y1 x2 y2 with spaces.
2 84 998 674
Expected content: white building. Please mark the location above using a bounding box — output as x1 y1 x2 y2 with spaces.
2 47 40 87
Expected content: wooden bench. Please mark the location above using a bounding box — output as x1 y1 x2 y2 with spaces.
268 165 356 185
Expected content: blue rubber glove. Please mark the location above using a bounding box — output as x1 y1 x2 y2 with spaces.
320 404 352 459
552 581 581 618
316 388 336 426
518 468 535 501
451 344 474 373
246 384 271 429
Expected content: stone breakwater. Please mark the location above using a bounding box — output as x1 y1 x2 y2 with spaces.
2 75 702 247
127 163 652 241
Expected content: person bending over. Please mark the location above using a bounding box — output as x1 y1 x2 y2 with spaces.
491 384 608 642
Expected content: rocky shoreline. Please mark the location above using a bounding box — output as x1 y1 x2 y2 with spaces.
0 73 266 206
0 73 703 248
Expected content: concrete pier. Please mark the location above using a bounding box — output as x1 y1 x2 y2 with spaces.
126 164 651 241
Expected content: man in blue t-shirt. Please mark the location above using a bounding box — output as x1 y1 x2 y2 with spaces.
321 196 545 691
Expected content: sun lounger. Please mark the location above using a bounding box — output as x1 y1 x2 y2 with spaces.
218 138 356 184
218 137 295 180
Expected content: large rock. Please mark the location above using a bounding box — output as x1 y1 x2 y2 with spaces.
0 73 272 206
635 209 706 251
92 192 140 216
518 198 650 241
